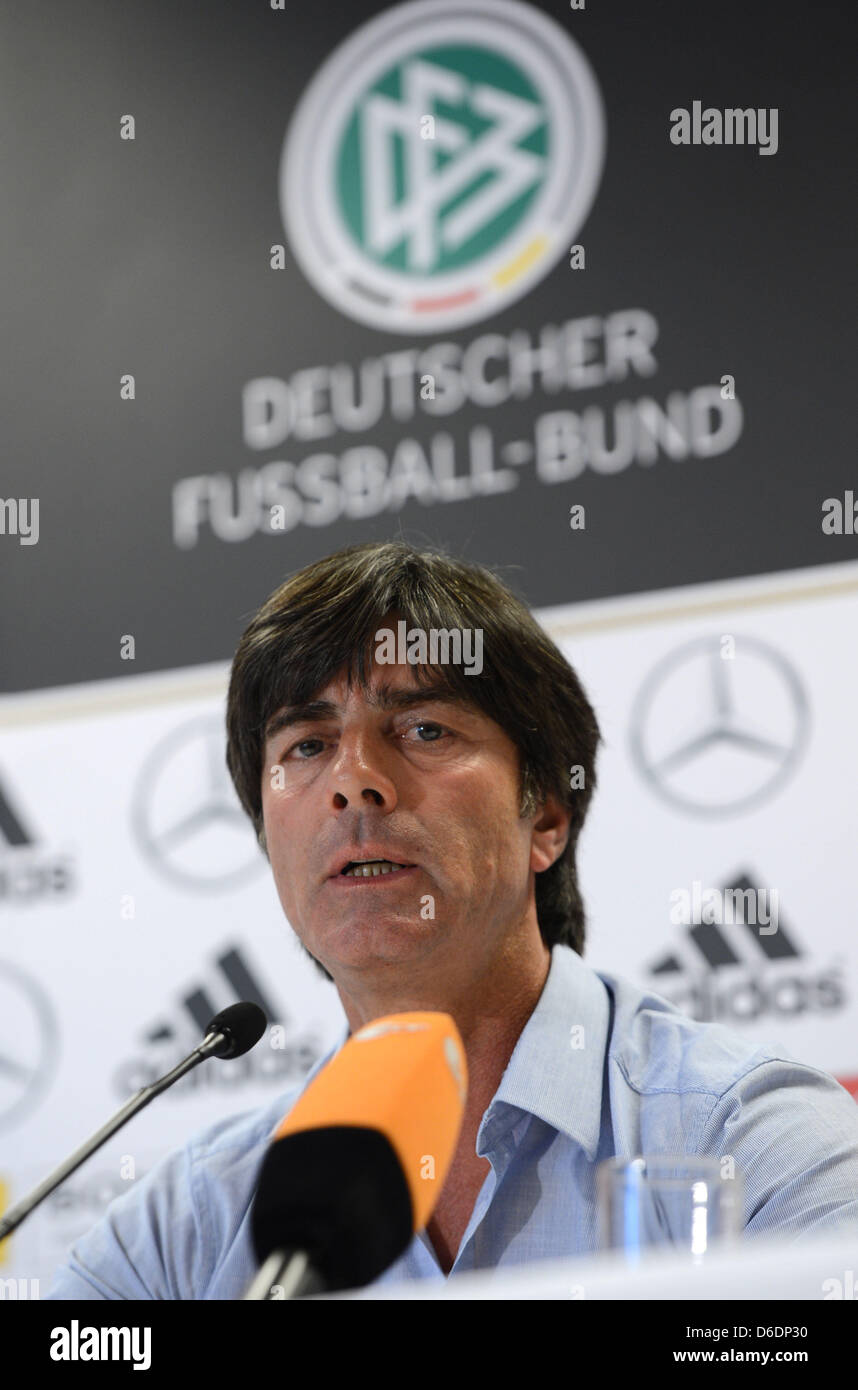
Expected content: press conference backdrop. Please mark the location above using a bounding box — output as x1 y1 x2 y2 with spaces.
1 0 856 1291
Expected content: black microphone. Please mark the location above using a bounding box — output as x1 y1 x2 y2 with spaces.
0 1001 267 1241
197 1002 267 1059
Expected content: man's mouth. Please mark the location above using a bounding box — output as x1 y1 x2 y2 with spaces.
339 859 415 879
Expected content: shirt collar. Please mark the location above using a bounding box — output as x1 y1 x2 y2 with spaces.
476 944 610 1162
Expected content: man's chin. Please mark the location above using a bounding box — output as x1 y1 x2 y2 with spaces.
308 914 441 974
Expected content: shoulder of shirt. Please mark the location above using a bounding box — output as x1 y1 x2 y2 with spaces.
180 1085 306 1170
175 1023 349 1179
585 956 837 1103
181 1050 351 1181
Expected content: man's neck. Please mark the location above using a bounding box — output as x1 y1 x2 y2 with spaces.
338 938 552 1132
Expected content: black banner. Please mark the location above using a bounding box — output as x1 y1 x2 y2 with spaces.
1 0 854 692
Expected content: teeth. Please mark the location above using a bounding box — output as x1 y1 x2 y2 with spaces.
343 860 407 877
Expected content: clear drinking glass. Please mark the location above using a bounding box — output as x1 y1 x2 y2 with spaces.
596 1155 744 1262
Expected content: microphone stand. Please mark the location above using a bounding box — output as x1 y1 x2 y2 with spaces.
0 1028 231 1242
244 1250 327 1300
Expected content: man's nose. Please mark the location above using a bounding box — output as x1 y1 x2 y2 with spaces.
328 729 399 809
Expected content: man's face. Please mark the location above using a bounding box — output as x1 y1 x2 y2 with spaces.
259 654 558 988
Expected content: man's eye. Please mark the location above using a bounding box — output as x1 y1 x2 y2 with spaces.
408 722 445 741
287 738 324 759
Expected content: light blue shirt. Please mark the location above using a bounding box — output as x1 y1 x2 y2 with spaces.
46 944 858 1299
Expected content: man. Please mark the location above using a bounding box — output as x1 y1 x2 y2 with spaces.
48 541 858 1299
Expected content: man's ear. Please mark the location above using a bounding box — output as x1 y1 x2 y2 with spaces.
530 793 571 874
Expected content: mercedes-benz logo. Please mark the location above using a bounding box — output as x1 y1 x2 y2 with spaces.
0 960 59 1134
629 635 809 817
131 717 264 890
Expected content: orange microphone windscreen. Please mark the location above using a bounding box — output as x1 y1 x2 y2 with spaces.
273 1011 467 1231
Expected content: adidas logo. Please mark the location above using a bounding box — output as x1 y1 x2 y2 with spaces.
113 943 325 1097
143 946 279 1047
0 771 74 903
646 872 847 1023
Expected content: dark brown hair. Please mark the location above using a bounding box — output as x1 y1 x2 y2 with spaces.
225 541 600 977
